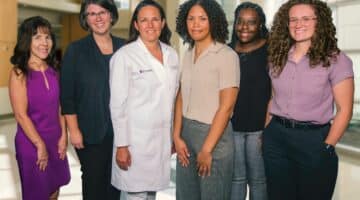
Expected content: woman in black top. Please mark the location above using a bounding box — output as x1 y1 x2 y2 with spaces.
60 0 124 199
229 2 271 200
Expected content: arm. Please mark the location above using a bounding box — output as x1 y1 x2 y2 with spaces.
197 87 238 177
109 51 131 170
173 88 190 167
60 44 84 149
64 115 83 149
325 78 354 146
58 108 68 159
9 70 48 171
264 89 273 127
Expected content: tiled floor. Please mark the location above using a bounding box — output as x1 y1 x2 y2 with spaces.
0 118 175 200
1 118 360 200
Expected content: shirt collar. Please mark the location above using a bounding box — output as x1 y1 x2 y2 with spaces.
287 45 309 63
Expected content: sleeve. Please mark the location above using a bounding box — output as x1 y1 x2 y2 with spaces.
60 44 77 114
329 52 354 86
218 49 240 90
173 49 180 93
109 51 131 147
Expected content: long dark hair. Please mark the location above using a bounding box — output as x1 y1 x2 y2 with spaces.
128 0 171 45
229 1 268 47
79 0 119 31
176 0 228 48
10 16 57 76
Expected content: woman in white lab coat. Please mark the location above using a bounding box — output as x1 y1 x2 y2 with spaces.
109 1 179 199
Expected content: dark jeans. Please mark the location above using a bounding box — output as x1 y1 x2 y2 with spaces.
75 133 120 200
262 118 338 200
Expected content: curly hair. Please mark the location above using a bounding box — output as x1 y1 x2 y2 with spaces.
229 1 268 47
268 0 340 76
128 0 171 45
10 16 57 76
176 0 228 48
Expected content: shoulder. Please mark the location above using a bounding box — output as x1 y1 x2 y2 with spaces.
111 42 140 64
162 43 178 57
333 51 352 66
328 51 354 83
112 35 126 48
113 42 136 56
47 66 59 75
9 68 26 84
73 35 92 46
65 35 92 52
183 47 192 58
215 43 239 63
215 43 237 57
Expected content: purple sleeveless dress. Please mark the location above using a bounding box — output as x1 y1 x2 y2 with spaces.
15 67 70 200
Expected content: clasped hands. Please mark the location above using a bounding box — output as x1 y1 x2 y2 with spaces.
174 138 212 177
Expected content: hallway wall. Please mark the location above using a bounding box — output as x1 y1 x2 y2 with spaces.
1 0 360 116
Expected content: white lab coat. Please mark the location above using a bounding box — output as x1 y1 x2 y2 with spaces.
109 38 179 192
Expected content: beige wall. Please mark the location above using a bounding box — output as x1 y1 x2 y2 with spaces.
0 0 17 114
0 0 17 87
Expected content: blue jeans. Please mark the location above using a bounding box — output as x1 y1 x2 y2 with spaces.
176 117 234 200
231 130 267 200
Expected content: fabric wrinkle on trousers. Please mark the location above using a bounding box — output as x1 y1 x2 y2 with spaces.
123 191 156 200
231 130 267 200
75 133 120 200
262 118 338 200
176 117 234 200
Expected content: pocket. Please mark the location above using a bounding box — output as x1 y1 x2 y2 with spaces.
131 69 153 80
321 143 338 166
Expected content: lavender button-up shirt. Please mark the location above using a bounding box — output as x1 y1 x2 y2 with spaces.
270 49 353 124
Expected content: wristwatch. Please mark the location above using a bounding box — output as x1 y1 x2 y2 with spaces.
324 143 335 153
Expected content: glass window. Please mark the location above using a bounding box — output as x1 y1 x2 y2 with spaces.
114 0 129 9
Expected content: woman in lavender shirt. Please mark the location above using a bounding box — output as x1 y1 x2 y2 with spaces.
263 0 354 200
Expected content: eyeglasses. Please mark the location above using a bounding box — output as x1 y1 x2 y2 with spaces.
288 16 317 27
86 10 109 19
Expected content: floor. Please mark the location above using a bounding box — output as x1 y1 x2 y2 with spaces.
1 118 360 200
0 118 175 200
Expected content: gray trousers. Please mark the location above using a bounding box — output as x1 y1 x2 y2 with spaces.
176 117 234 200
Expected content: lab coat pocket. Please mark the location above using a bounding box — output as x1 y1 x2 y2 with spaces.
131 68 153 80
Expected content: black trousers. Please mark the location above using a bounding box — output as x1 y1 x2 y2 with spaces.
262 118 338 200
75 133 120 200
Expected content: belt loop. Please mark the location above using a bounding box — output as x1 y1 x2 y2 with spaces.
291 120 295 128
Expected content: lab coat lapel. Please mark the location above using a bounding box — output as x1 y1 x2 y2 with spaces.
136 38 166 83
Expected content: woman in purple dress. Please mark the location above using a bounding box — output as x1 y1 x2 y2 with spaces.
9 16 70 200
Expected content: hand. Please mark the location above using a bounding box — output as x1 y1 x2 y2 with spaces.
174 137 190 167
171 142 176 155
69 129 84 149
116 146 131 170
36 141 48 171
58 134 67 160
197 150 212 177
